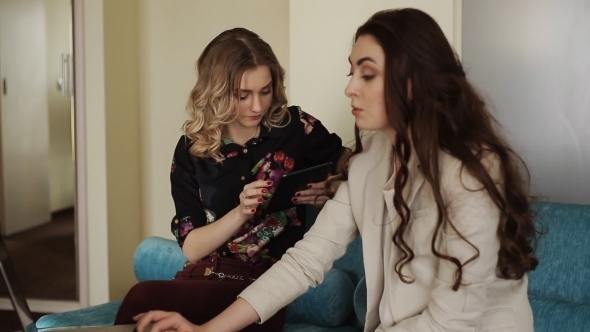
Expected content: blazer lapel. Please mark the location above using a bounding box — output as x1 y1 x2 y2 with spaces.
361 140 426 331
358 134 392 331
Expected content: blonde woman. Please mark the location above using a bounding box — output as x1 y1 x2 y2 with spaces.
114 28 345 331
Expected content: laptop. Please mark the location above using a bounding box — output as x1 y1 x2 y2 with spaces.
0 232 150 332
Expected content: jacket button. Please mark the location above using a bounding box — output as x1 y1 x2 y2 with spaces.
241 176 245 180
243 148 248 153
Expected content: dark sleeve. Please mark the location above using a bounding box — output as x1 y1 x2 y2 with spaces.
296 107 345 173
170 136 207 247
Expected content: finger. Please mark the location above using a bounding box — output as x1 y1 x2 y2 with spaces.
135 311 174 332
245 180 273 191
295 188 325 198
293 195 329 205
151 312 189 332
306 181 327 189
243 197 264 208
243 187 269 199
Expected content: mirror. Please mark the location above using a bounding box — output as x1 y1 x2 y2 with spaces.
0 0 77 309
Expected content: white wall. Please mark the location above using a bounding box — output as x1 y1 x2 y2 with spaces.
103 0 142 301
290 0 462 145
462 0 590 205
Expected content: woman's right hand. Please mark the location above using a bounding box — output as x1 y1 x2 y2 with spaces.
235 180 273 220
134 310 202 332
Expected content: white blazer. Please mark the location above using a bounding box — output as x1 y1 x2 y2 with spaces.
240 132 534 332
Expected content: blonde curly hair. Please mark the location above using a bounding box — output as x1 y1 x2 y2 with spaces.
183 28 289 162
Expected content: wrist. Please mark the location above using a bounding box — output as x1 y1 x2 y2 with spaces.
231 206 249 224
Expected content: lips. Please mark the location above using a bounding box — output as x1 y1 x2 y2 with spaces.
351 106 363 116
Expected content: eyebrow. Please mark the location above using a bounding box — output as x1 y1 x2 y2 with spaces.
347 56 377 66
237 81 272 93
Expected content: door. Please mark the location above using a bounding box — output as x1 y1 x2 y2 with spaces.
0 0 51 235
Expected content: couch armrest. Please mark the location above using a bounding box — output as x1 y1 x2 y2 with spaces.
133 236 186 281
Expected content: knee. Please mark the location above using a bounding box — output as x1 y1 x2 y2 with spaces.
115 281 164 325
122 281 163 305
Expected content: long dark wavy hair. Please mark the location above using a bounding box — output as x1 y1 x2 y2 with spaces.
332 8 538 291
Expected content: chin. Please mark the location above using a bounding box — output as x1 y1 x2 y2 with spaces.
355 119 373 131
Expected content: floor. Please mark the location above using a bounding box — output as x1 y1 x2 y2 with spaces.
0 209 75 331
0 311 47 332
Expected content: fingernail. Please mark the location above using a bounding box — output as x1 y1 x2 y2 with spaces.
296 192 301 197
307 184 312 188
251 209 256 213
267 181 273 185
258 198 263 202
292 198 298 203
262 189 268 194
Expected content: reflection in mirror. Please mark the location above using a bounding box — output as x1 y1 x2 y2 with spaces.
0 0 77 307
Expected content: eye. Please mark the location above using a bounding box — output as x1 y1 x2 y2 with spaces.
361 75 375 81
261 89 272 95
239 95 249 100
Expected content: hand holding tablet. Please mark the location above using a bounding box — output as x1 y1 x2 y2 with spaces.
265 162 333 213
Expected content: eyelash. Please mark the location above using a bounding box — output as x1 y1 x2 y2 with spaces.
239 90 271 100
346 73 375 81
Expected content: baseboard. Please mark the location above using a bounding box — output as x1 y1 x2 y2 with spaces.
0 297 81 313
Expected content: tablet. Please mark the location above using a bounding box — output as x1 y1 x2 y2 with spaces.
265 162 334 213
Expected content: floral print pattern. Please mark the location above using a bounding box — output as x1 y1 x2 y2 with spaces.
222 150 302 265
171 158 177 173
172 216 196 246
299 108 318 135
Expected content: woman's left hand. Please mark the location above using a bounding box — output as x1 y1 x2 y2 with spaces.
293 175 337 209
134 310 202 332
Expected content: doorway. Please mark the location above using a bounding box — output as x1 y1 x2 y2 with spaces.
0 0 78 312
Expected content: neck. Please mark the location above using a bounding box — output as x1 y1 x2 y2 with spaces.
224 124 259 146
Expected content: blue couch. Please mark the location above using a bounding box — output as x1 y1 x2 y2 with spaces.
36 201 590 331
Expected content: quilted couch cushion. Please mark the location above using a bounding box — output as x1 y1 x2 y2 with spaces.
286 268 355 327
527 202 590 303
133 237 186 281
529 295 590 332
35 300 122 330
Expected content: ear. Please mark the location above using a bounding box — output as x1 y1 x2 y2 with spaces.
406 78 413 100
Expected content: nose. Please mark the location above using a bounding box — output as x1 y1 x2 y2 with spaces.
345 77 357 98
252 94 262 113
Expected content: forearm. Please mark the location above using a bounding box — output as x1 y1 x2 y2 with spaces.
182 208 246 263
199 298 260 332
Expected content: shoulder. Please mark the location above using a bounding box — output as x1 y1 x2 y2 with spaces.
345 132 392 183
286 105 321 125
174 135 202 164
350 132 391 165
439 147 502 195
175 135 193 153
